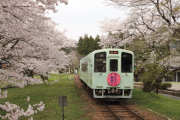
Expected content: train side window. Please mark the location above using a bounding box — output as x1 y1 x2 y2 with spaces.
110 59 118 71
81 61 88 72
121 52 132 73
94 52 106 72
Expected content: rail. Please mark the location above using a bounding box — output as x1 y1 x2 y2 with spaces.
101 101 146 120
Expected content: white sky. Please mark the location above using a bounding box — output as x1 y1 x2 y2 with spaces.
46 0 126 41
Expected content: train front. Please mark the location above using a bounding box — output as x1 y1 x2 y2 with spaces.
92 49 134 99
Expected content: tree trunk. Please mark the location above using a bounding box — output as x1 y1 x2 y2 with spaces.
156 86 159 94
26 70 34 85
155 79 161 94
40 75 48 81
40 72 48 81
27 70 34 78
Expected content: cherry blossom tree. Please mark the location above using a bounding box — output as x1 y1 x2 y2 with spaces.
0 0 75 119
99 0 180 93
0 0 74 80
100 0 180 65
100 0 180 48
11 21 75 80
98 17 134 48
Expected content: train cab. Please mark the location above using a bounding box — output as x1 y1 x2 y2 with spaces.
79 49 134 99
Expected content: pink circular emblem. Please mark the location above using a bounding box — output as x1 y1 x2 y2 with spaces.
107 72 121 86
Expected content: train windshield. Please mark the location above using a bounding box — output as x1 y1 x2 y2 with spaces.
94 52 106 72
121 52 132 73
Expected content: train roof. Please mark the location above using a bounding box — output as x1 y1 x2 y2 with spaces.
91 48 134 54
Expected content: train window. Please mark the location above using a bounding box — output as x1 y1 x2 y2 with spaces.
94 52 106 72
81 61 88 72
121 52 132 73
110 59 118 71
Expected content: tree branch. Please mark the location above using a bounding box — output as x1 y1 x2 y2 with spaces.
151 0 171 26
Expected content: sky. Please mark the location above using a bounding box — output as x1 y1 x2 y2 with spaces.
46 0 126 42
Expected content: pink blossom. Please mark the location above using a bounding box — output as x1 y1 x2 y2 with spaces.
0 97 45 120
27 96 30 102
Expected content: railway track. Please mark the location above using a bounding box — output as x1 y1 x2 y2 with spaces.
99 101 146 120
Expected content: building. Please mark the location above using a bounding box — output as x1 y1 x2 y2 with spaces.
163 68 180 82
0 60 11 70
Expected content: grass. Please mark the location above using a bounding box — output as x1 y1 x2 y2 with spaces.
0 73 91 120
129 89 180 120
169 82 180 84
2 73 180 120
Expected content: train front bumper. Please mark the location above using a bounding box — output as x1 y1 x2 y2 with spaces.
93 89 132 98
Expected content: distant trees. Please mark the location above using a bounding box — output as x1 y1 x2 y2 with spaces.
76 34 101 56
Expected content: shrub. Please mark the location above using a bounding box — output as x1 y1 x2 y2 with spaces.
160 83 172 90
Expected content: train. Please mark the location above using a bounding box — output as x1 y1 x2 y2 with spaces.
79 48 134 99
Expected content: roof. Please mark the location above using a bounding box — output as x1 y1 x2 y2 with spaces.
0 60 9 64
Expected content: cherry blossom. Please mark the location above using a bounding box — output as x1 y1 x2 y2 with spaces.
0 97 45 120
27 96 30 102
99 0 180 70
49 79 59 85
0 89 8 98
100 0 180 49
0 0 73 119
0 0 75 81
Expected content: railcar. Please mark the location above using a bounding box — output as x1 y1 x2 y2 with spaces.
79 49 134 98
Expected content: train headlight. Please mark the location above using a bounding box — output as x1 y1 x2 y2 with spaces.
99 90 102 94
103 59 106 63
95 89 98 93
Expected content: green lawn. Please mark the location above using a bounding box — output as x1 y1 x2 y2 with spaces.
0 73 91 120
129 89 180 120
169 82 180 84
2 74 180 120
135 82 180 84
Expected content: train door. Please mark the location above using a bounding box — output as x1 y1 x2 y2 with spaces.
106 57 121 87
89 59 92 86
108 57 120 75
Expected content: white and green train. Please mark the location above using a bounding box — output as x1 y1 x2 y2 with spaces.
79 49 134 99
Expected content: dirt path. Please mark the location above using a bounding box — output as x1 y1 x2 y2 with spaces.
73 75 167 120
74 75 105 120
